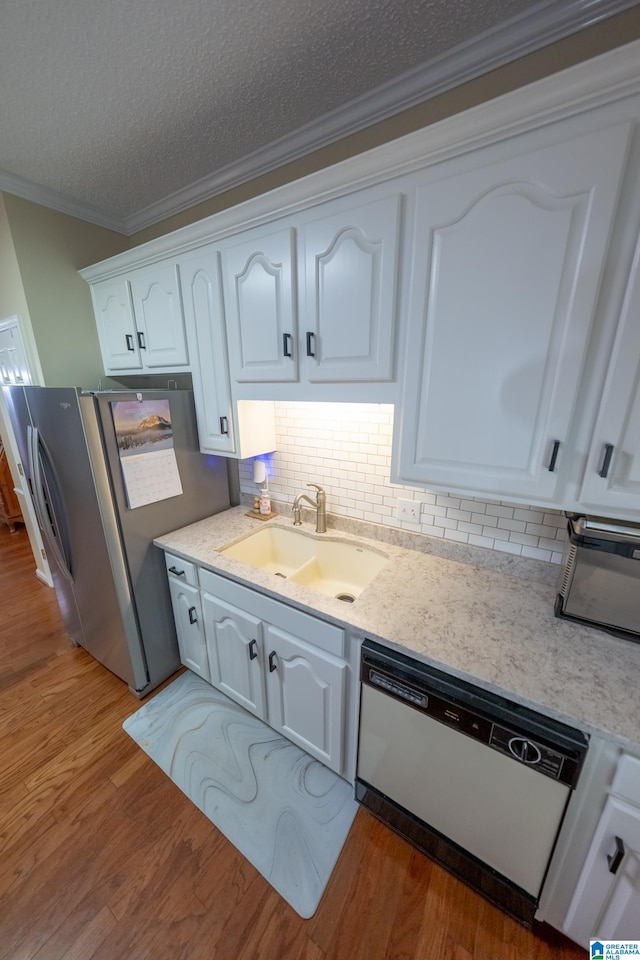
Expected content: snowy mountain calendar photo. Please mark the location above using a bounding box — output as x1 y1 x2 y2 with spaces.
111 399 183 508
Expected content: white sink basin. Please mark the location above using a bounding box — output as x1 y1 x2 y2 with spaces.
219 526 388 600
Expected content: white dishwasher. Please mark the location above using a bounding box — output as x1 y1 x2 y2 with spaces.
356 640 588 925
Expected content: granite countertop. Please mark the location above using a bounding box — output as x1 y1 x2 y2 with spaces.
155 505 640 751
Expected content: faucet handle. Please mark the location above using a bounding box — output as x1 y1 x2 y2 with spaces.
307 482 324 494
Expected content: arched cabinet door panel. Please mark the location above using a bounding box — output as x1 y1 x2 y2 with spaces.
168 577 209 681
394 117 632 504
578 231 640 516
221 227 297 383
264 624 346 774
202 592 266 718
92 277 141 371
177 247 236 456
129 262 189 368
300 191 401 383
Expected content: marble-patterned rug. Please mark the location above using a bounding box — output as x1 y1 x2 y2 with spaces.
122 671 358 918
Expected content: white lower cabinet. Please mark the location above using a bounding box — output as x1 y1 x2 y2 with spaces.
167 574 209 681
263 624 346 770
202 592 266 716
563 753 640 946
193 567 348 776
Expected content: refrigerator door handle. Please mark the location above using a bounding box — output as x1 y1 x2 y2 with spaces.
28 425 73 581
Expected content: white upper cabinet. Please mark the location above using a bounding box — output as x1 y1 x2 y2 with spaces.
578 232 640 515
299 191 401 383
221 226 297 383
128 262 189 368
177 246 236 455
93 262 189 373
91 277 141 371
178 246 277 459
394 117 632 504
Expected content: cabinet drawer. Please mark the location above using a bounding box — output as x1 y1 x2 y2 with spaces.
199 568 345 657
164 553 198 587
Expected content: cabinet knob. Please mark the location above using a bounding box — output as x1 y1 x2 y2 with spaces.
268 650 277 672
607 835 625 874
188 606 198 625
249 639 258 661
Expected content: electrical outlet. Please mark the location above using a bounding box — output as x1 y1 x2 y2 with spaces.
397 498 421 522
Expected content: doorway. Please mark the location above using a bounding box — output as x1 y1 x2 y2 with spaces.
0 316 52 585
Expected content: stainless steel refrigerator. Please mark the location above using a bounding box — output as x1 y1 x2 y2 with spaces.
4 387 234 696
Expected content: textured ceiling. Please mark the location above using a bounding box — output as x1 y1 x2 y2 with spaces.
0 0 634 230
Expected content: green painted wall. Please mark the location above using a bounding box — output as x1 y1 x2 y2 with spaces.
0 195 43 382
1 194 128 387
130 8 640 246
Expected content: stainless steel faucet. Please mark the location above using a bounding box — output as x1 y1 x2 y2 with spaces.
292 483 326 533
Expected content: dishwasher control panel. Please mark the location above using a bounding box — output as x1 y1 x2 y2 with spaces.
489 725 565 779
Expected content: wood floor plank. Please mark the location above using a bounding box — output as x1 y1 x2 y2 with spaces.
0 523 589 960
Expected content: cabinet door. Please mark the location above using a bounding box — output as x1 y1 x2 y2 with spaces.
202 592 266 718
564 795 640 945
301 192 400 382
168 577 209 680
222 227 297 382
129 262 189 368
264 625 346 774
91 277 141 371
578 233 640 516
177 247 236 455
395 120 631 503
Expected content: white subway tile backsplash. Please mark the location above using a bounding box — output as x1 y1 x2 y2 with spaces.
497 518 527 533
239 402 567 564
525 522 561 538
445 529 469 544
514 508 544 524
485 504 514 519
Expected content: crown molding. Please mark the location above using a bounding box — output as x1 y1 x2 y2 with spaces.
2 0 637 237
0 168 127 233
124 0 639 234
80 36 640 282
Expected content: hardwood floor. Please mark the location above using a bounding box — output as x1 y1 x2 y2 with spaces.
0 524 588 959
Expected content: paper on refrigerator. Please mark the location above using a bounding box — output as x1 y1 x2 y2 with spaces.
111 399 183 508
